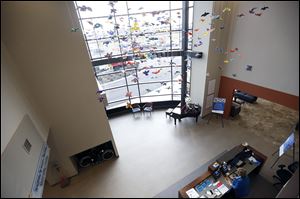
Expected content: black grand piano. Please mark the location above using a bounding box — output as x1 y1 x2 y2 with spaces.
168 103 201 125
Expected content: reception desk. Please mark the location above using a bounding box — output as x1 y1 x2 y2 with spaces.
178 144 267 198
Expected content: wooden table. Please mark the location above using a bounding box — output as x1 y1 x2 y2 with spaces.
178 144 267 198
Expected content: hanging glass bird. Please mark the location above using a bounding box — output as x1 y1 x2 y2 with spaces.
131 21 140 31
126 102 133 109
93 23 103 29
77 5 92 12
125 91 132 97
71 27 79 32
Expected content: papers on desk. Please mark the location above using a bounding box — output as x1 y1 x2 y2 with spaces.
199 189 221 198
217 184 229 195
248 156 260 165
186 188 200 198
205 190 217 198
214 188 221 196
212 181 219 186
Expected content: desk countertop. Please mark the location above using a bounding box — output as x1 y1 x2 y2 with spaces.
154 150 228 198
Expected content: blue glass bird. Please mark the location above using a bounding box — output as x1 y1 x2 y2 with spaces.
143 70 150 76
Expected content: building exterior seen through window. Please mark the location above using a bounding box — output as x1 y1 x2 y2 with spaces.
74 1 193 109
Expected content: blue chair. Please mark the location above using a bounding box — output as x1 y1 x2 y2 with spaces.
143 102 153 116
131 104 142 118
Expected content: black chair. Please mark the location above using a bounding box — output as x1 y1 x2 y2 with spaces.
273 161 299 189
230 102 241 118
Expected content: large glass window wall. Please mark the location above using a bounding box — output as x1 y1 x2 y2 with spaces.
75 1 193 110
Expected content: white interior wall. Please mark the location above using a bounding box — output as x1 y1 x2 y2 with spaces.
1 42 49 154
222 1 299 96
202 1 237 116
190 1 213 116
190 1 234 116
1 115 45 198
1 1 118 182
191 1 299 116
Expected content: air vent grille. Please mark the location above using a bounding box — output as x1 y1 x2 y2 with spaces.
23 139 32 154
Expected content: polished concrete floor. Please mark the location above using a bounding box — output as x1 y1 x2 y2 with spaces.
43 108 299 198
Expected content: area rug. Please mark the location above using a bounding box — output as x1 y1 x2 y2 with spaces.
231 98 299 149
